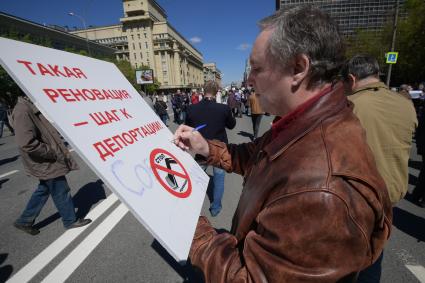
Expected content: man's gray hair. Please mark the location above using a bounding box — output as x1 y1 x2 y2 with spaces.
340 54 380 81
258 6 345 88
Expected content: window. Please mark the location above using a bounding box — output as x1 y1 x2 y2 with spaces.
132 43 135 49
134 53 137 60
145 42 148 48
131 34 134 40
137 34 140 39
139 42 142 49
144 33 147 38
140 52 143 58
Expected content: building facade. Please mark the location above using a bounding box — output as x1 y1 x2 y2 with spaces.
203 63 222 87
276 0 404 37
0 12 116 58
71 0 204 90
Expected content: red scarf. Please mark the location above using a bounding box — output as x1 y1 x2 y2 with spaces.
271 86 332 139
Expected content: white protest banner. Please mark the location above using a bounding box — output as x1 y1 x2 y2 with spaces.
0 37 209 262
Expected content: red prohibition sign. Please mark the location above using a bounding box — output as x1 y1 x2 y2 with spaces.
149 148 192 198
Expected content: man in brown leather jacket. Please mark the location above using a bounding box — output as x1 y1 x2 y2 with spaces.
173 6 392 283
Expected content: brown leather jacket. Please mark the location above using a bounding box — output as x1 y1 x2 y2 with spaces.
11 97 78 180
189 85 392 283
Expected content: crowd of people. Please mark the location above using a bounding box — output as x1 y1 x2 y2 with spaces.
149 85 266 142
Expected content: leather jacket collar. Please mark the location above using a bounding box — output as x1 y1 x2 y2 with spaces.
264 83 349 160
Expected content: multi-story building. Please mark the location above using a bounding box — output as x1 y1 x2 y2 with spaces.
0 12 116 58
276 0 404 37
203 63 222 87
71 0 205 91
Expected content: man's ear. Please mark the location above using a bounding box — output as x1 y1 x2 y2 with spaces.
348 74 356 90
291 54 310 87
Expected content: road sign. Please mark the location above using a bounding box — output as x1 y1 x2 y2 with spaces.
386 52 398 64
0 37 209 262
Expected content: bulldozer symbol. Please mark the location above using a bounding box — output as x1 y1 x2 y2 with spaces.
164 157 187 192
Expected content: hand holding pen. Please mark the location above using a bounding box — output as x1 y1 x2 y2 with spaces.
172 124 210 157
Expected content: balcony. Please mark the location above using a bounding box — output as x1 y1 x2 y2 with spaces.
154 46 171 52
120 15 150 23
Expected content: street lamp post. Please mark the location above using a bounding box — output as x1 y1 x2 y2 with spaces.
68 12 91 56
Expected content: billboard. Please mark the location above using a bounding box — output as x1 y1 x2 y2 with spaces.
136 69 154 84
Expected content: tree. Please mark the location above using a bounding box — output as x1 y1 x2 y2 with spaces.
391 0 425 85
346 0 425 86
0 66 21 107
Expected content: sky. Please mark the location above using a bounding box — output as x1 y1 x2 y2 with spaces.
0 0 275 86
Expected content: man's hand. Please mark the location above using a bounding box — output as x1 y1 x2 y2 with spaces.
173 125 210 157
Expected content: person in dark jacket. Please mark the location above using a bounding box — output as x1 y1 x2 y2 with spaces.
171 91 182 124
153 95 169 126
11 96 91 235
185 81 236 216
412 110 425 207
0 101 15 138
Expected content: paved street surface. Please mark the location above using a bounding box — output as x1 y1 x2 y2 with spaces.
1 100 425 282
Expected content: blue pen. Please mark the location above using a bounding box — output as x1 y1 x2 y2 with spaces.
171 124 207 144
193 124 207 132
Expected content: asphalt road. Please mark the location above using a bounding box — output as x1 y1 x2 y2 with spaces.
0 104 424 283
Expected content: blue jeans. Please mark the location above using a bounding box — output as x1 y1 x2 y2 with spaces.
357 251 383 283
211 167 225 214
160 114 168 125
16 176 77 228
180 111 186 124
201 165 225 214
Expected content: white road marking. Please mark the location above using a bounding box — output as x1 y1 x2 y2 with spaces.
41 204 129 283
7 193 119 283
0 170 19 179
406 264 425 283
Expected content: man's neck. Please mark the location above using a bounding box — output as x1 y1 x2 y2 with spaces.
284 82 332 115
354 77 381 90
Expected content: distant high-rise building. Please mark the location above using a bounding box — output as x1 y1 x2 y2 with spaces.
276 0 404 37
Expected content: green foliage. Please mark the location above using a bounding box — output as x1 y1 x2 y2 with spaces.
346 0 425 85
114 60 137 86
0 66 20 107
391 0 425 84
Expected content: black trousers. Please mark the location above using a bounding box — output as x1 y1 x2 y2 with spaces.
251 114 263 139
